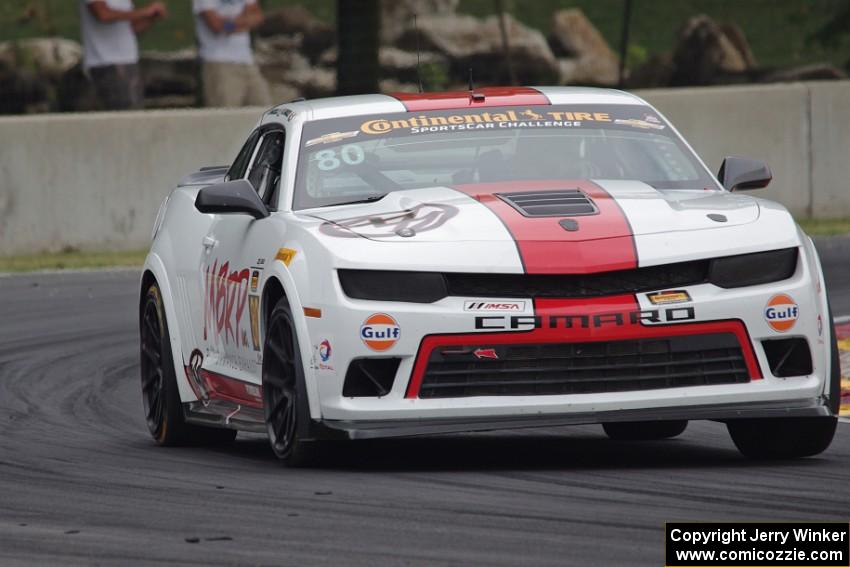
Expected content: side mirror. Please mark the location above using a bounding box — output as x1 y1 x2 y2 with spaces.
195 179 269 220
717 156 772 191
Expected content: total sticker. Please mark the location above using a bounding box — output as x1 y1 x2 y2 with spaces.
764 294 799 332
360 313 400 351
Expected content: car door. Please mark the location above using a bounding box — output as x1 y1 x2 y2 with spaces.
200 125 286 382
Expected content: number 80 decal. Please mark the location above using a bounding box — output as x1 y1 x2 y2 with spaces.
314 144 366 171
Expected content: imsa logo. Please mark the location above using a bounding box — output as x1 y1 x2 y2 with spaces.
464 300 526 312
764 294 799 332
360 313 401 351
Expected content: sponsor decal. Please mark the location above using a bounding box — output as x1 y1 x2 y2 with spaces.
764 294 799 332
464 300 526 312
306 130 359 147
359 109 612 136
203 260 250 347
319 339 332 362
275 248 297 267
248 295 261 351
360 313 401 351
314 338 334 372
647 290 691 305
475 307 696 330
250 270 260 293
474 348 498 360
319 203 458 239
188 349 209 401
614 118 665 130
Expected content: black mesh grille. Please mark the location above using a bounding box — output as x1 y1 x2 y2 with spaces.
419 333 750 398
497 189 598 217
445 260 709 298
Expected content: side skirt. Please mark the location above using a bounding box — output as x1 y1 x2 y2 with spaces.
183 401 266 433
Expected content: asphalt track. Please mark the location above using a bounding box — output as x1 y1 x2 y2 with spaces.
0 238 848 566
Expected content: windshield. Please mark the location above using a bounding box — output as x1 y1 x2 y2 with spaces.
294 104 719 210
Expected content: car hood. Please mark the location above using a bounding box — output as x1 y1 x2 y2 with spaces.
306 180 760 243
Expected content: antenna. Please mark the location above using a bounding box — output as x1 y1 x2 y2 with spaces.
468 68 485 101
414 13 423 93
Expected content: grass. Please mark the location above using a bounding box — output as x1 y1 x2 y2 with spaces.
0 249 147 273
2 1 848 70
797 217 850 236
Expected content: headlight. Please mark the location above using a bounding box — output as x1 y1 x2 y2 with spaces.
709 248 798 288
338 270 448 303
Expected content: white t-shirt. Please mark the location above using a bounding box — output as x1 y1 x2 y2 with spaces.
193 0 256 64
80 0 139 70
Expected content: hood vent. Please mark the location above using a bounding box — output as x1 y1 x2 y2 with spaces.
497 189 598 217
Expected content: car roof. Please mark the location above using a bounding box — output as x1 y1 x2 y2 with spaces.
265 86 647 123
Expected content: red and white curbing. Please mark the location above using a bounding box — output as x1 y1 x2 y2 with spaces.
835 316 850 421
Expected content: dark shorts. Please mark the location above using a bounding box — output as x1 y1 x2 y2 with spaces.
89 63 143 111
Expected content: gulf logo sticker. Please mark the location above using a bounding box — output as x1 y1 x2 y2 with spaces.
764 294 799 332
360 313 400 351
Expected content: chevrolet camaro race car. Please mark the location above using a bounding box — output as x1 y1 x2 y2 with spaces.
140 87 840 465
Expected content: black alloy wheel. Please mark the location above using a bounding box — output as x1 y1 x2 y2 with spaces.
263 299 316 465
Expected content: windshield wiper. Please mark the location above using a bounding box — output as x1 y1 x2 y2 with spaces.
320 194 387 208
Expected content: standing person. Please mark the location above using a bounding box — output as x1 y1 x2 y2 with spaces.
79 1 167 110
193 0 272 108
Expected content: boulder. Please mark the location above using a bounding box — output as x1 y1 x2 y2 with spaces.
139 48 198 97
626 52 675 89
397 13 558 85
671 15 754 86
0 37 82 79
381 0 459 44
257 5 334 61
319 46 447 84
284 67 336 98
549 9 619 85
255 37 312 82
0 61 50 114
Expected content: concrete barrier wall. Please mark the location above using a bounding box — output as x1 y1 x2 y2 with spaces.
0 81 847 256
0 108 259 256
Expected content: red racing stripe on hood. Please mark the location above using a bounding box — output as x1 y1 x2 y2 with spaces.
452 180 637 274
391 87 550 111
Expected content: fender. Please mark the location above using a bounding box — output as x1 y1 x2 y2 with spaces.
261 260 324 420
801 230 835 405
142 252 198 403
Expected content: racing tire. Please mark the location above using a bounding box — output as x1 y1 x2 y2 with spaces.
262 298 318 466
827 303 841 415
140 283 237 446
602 420 688 440
726 417 837 459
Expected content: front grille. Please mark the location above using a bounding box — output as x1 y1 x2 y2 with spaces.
445 260 709 298
418 333 750 398
497 189 597 217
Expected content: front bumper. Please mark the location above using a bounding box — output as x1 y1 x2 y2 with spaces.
312 398 831 440
303 243 833 425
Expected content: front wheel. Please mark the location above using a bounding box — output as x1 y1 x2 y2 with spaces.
262 299 317 466
603 420 688 440
727 417 837 459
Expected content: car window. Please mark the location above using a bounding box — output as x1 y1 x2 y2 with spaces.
227 129 261 181
293 104 721 210
246 131 285 204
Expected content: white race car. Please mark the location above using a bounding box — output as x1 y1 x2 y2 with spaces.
140 87 839 465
